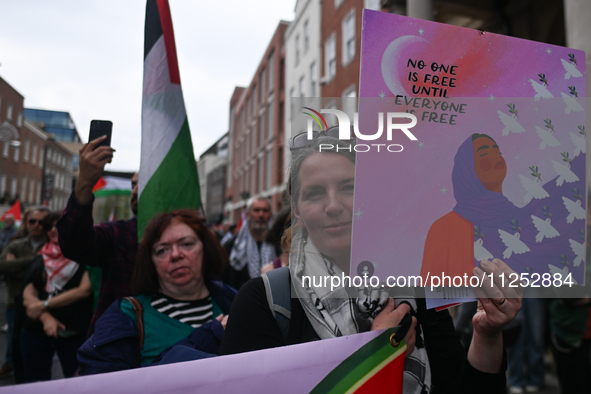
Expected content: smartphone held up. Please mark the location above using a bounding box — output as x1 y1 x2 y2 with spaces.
89 120 113 149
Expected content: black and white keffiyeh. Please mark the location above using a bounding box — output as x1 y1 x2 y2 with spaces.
289 231 432 394
229 220 276 279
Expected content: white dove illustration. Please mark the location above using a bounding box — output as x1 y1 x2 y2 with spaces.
529 79 554 101
548 264 577 285
498 229 530 259
519 175 549 204
552 159 579 186
569 239 585 267
570 132 586 157
561 92 583 114
498 111 526 136
474 238 494 262
561 59 583 80
562 197 585 223
534 126 561 150
531 215 560 242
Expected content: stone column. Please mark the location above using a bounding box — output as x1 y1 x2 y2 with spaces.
407 0 434 21
564 0 591 264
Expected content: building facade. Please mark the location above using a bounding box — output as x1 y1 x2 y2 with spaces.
42 137 74 211
285 0 323 143
25 108 82 192
198 133 229 224
0 76 48 208
226 21 289 223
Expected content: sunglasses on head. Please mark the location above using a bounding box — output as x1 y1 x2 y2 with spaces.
28 219 42 225
289 126 355 151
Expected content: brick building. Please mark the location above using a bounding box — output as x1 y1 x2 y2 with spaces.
225 21 289 223
0 76 47 207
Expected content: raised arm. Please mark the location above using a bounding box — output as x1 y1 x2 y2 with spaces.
56 136 116 267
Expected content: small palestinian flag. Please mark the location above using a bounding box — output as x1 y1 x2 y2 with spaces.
93 176 132 197
0 199 22 225
138 0 201 238
310 328 406 394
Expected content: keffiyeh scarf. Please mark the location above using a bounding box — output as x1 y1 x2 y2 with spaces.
229 220 276 279
289 231 432 394
41 242 79 294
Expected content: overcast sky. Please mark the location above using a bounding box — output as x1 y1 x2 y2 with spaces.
0 0 295 172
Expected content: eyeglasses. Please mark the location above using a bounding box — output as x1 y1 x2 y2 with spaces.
28 219 42 225
152 238 198 260
289 126 355 151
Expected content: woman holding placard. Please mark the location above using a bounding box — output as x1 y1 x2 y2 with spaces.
221 129 522 393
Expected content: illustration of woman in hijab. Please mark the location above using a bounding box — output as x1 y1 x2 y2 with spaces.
420 133 585 284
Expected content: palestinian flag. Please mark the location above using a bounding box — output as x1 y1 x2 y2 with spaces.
138 0 201 238
0 199 22 226
93 176 132 197
310 328 406 394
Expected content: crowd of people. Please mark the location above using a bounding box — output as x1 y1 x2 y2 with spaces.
0 130 586 393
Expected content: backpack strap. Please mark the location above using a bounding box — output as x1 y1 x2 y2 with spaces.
261 266 292 342
124 296 144 366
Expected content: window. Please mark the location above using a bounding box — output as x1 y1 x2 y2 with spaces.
0 174 5 196
245 96 250 121
266 149 273 189
325 33 336 80
245 132 250 160
24 138 29 162
10 176 17 199
37 181 42 204
277 146 284 184
324 101 338 127
6 104 13 121
268 51 275 93
258 114 264 147
259 69 265 104
299 76 305 97
289 88 295 120
39 148 44 168
13 146 19 163
21 175 27 200
250 164 255 193
32 143 37 165
295 35 301 66
267 103 273 139
29 178 35 203
364 0 381 10
304 20 310 52
343 86 358 120
310 62 318 96
342 9 356 66
2 142 8 158
252 85 257 116
258 156 263 192
17 112 23 127
335 0 344 8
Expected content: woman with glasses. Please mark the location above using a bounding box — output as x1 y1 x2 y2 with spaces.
220 133 522 393
20 211 93 382
78 209 236 375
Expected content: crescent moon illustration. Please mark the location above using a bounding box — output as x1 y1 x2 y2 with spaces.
381 35 429 96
